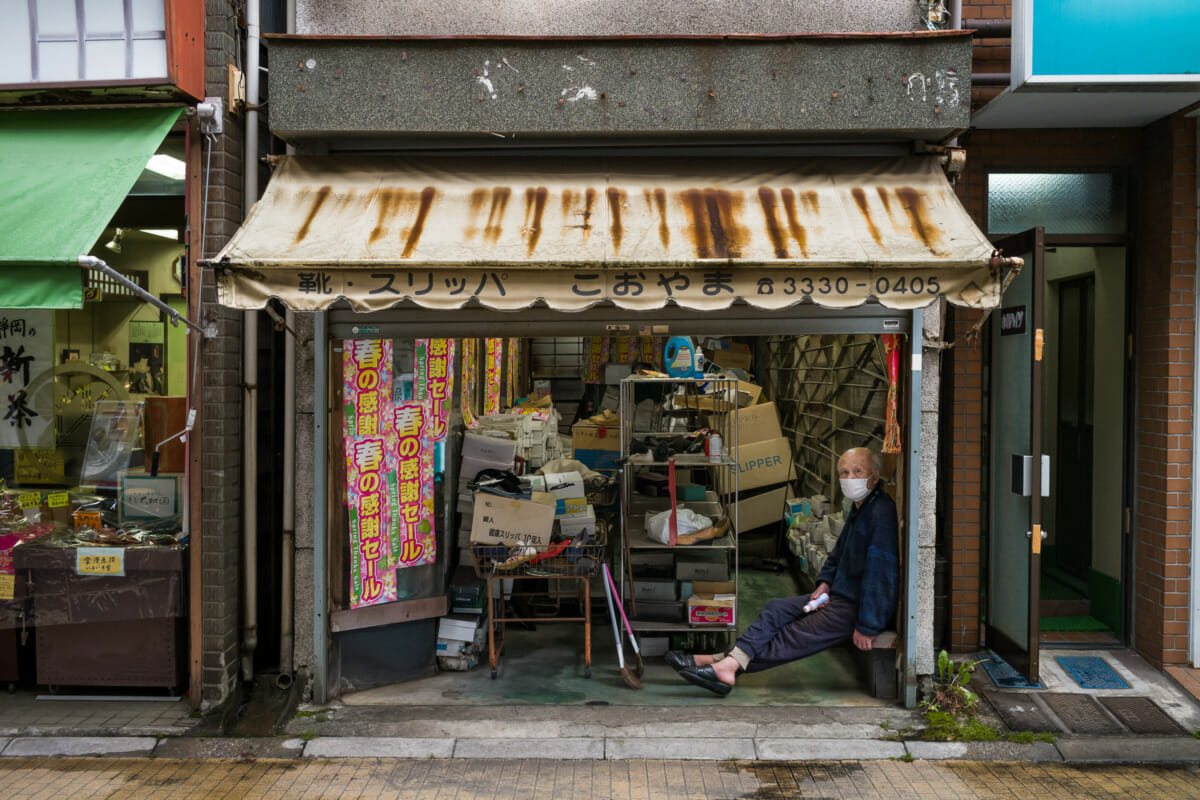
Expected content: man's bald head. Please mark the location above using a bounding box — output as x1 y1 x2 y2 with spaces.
838 447 882 489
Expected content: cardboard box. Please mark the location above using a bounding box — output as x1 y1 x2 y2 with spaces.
558 506 596 538
707 342 752 371
462 433 518 464
734 485 788 533
715 401 782 446
543 471 585 500
632 600 685 624
555 497 589 516
687 581 737 626
469 494 556 547
604 364 633 384
722 437 794 494
675 483 706 502
574 449 621 471
678 380 763 411
633 579 677 602
437 615 479 642
571 422 621 452
675 553 730 581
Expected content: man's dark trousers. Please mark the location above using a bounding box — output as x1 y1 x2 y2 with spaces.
736 594 858 673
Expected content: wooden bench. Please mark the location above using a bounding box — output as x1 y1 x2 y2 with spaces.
851 630 898 699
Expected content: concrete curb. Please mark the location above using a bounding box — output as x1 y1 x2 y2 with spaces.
3 735 1200 762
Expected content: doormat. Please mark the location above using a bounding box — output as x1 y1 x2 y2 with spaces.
979 654 1042 689
1056 656 1129 689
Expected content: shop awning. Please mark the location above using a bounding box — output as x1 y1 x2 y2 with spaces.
0 107 182 310
215 155 1008 313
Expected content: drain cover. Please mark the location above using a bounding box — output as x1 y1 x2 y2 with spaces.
1098 696 1185 735
981 690 1059 732
1042 693 1124 734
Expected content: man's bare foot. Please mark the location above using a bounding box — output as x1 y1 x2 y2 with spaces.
711 656 739 686
693 653 715 667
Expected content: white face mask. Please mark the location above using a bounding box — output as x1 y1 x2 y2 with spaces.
840 477 871 503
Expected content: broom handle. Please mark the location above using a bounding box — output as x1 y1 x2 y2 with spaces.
604 563 640 653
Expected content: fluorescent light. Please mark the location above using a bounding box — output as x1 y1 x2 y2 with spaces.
139 229 180 240
144 154 186 181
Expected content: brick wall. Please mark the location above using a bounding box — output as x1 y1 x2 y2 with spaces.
1133 115 1197 668
942 308 985 651
962 0 1012 110
946 125 1198 668
198 0 246 708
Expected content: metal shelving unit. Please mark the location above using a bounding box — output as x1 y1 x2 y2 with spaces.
617 375 739 637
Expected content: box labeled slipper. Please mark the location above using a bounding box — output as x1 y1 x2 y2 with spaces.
469 494 555 548
687 581 736 626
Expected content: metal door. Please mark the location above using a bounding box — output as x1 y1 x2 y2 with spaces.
987 228 1045 681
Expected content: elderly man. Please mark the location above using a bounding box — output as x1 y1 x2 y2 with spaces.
670 446 900 696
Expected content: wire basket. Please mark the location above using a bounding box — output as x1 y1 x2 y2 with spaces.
471 518 607 578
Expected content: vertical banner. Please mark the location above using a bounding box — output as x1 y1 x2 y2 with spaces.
343 339 398 609
392 402 437 567
639 336 663 370
462 338 479 428
612 336 633 364
505 337 519 408
417 338 455 442
484 338 503 415
0 310 54 449
881 334 903 453
581 336 608 383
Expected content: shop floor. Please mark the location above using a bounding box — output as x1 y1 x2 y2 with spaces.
342 569 888 707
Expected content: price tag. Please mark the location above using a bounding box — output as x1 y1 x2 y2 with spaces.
17 492 41 510
47 492 70 509
76 547 125 576
74 510 103 529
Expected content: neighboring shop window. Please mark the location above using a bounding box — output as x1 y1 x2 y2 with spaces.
987 172 1127 236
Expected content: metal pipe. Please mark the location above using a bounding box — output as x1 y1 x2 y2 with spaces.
1190 120 1200 666
77 256 208 335
278 307 296 690
972 73 1012 86
240 0 261 683
313 311 329 704
964 19 1011 38
904 308 924 709
950 0 961 31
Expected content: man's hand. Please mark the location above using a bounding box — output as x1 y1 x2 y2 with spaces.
811 583 830 602
853 630 875 650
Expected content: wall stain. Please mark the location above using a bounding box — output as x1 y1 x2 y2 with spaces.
896 186 944 254
779 189 809 258
682 188 746 259
294 185 331 243
801 190 820 215
400 186 436 259
485 187 511 244
524 186 549 257
369 188 400 245
757 187 789 259
464 188 488 240
607 187 626 253
584 187 597 235
651 187 669 249
682 189 713 258
851 187 884 248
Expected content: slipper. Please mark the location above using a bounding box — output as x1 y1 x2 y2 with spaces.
678 665 732 696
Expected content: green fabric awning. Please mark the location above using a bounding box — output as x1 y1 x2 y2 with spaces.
0 107 182 309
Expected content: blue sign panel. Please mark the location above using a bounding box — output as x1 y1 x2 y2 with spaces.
1031 0 1200 78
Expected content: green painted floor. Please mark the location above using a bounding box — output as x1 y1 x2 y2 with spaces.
343 570 886 707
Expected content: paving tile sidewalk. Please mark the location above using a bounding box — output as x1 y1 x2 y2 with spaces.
2 756 1200 799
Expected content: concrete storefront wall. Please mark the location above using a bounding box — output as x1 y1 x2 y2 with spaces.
297 0 921 36
269 37 972 145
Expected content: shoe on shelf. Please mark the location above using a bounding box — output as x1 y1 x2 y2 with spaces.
588 408 619 425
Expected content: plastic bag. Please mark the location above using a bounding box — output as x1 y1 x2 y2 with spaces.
645 508 712 545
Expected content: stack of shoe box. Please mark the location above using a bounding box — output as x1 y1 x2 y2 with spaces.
715 402 794 557
457 433 518 562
